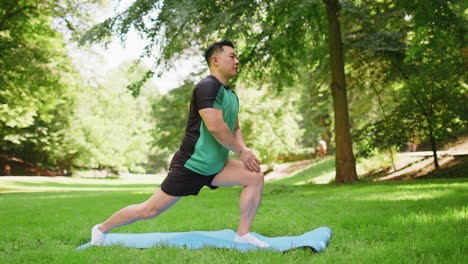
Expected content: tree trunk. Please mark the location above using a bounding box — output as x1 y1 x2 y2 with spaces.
323 0 358 183
428 126 440 170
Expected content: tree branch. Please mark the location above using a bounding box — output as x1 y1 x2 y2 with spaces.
0 5 39 31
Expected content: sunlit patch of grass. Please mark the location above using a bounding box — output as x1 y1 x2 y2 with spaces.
0 177 161 193
2 181 154 188
0 175 164 186
357 191 447 201
395 180 467 190
394 206 468 225
355 151 399 175
271 158 335 185
354 188 454 201
0 185 156 194
307 171 335 184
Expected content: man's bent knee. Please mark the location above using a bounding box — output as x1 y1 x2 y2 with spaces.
250 171 264 186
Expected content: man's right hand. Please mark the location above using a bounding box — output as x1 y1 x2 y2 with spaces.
239 148 261 172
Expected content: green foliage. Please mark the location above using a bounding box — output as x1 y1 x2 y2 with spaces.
296 63 334 149
236 85 305 166
398 0 467 147
66 61 156 173
0 0 111 171
350 0 466 157
148 80 193 170
341 0 407 134
0 0 86 169
150 81 192 152
80 0 328 91
0 0 159 173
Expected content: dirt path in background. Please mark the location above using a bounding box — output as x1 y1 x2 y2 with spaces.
375 137 468 181
264 158 322 181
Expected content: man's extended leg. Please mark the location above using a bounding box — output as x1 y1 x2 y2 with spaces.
211 158 268 247
91 188 180 245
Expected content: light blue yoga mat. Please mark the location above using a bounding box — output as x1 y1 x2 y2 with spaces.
76 227 332 253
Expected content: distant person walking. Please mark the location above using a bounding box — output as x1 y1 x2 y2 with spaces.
318 139 327 157
407 137 420 152
3 164 11 176
91 40 269 248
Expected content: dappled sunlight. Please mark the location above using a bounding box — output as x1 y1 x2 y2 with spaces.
354 190 452 201
353 182 464 202
392 206 467 225
295 171 335 185
0 190 154 200
395 182 467 190
271 158 336 185
0 184 156 194
0 192 107 200
0 175 164 185
0 175 163 193
130 191 155 195
16 194 89 200
309 171 335 184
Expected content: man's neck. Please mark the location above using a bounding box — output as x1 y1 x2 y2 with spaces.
210 71 229 86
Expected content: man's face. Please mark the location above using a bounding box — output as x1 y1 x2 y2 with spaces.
215 46 239 79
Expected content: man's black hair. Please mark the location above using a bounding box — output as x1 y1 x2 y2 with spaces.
204 40 235 67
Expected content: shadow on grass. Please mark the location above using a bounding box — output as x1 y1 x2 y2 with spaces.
417 156 468 180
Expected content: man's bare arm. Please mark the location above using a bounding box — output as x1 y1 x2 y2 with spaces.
234 119 247 149
199 108 260 172
199 108 243 154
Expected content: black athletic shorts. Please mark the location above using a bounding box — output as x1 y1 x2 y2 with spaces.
160 163 219 197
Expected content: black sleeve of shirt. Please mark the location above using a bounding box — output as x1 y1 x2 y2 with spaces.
194 80 223 110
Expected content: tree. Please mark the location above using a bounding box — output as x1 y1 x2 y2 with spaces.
81 0 359 182
235 82 304 168
339 0 409 170
66 60 156 173
352 0 467 170
0 0 85 169
395 0 466 169
322 0 358 182
0 0 116 172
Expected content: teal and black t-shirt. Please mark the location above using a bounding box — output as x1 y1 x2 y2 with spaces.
173 75 239 175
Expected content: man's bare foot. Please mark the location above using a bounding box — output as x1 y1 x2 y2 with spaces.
234 233 269 248
91 224 106 246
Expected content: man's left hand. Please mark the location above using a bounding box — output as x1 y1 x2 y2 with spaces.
239 148 261 172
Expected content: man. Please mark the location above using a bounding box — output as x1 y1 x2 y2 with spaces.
91 40 269 248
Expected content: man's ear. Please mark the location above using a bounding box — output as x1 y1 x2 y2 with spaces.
211 56 219 66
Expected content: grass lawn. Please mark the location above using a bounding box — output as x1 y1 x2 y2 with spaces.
0 175 466 263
